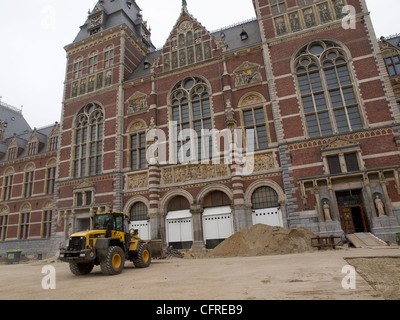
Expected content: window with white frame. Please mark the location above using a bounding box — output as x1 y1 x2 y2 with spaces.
74 57 83 80
322 145 363 175
104 46 114 69
88 51 98 74
24 170 34 198
0 215 8 241
42 210 52 239
242 107 269 151
2 171 13 201
19 212 30 240
130 132 147 170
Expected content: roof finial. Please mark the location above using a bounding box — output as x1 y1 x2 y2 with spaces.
182 0 187 6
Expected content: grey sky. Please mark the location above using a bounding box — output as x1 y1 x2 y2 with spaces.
0 0 398 129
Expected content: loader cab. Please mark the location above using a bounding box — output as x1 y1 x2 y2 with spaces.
93 211 128 238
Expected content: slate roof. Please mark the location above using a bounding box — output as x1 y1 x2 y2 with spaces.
0 101 58 162
0 102 31 140
73 0 154 49
384 34 400 49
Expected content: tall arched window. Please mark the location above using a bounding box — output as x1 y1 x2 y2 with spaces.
295 40 363 138
73 103 104 178
170 77 212 163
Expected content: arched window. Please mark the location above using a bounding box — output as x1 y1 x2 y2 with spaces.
170 77 212 163
295 40 363 138
73 103 104 178
252 187 279 209
130 202 149 221
167 196 190 212
203 191 231 208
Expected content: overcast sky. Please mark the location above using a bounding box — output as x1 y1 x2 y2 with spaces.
0 0 398 129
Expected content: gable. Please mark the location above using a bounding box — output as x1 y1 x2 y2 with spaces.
157 5 217 73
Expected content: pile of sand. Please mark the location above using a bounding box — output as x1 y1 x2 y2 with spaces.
212 224 317 257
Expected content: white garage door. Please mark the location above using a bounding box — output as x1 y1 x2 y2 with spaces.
203 206 234 247
129 220 150 240
166 210 193 248
252 207 283 227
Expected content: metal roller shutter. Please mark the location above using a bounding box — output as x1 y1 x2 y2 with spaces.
166 210 193 249
129 220 150 240
252 207 283 227
202 206 234 249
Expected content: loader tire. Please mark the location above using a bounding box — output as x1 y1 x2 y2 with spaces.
100 246 125 275
133 243 151 268
69 262 94 275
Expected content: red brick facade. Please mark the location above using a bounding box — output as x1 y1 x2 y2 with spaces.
2 0 400 258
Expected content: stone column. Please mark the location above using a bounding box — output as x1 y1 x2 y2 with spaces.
190 206 205 251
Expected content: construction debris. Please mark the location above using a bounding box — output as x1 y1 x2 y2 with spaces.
165 246 185 259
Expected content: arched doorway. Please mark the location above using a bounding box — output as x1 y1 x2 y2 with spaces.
166 196 193 249
129 202 150 240
202 191 234 249
251 187 283 227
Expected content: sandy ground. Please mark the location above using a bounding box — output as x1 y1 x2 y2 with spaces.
0 247 399 300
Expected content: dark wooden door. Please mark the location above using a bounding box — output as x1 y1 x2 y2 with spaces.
339 207 356 234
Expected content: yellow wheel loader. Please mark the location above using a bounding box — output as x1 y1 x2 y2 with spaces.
59 211 151 276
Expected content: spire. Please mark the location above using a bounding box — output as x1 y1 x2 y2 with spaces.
182 0 188 12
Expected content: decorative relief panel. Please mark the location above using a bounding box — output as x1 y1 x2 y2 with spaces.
127 92 148 114
240 94 264 107
161 164 229 185
126 173 148 190
246 152 275 174
234 62 262 88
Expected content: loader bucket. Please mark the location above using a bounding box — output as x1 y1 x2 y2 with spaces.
147 240 164 258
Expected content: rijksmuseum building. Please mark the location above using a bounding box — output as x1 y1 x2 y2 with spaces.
1 0 400 257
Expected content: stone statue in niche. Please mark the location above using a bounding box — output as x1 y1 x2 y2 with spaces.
225 99 236 131
322 200 333 222
374 194 386 217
